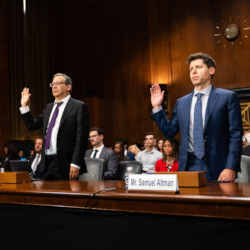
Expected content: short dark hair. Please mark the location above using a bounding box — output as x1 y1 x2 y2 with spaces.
186 52 216 69
53 73 72 86
144 132 155 139
35 137 43 142
89 127 104 136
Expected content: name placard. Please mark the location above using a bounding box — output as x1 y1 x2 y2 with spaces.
127 174 179 192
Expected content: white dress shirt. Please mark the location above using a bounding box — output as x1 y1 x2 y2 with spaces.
90 144 104 159
45 95 71 155
31 153 41 173
188 85 212 152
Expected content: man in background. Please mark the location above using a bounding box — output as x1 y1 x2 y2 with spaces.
28 137 43 178
129 133 162 173
85 127 118 179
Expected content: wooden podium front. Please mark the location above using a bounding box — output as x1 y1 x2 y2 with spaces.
0 171 31 184
156 171 207 187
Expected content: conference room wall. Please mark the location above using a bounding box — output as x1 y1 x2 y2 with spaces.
1 0 250 149
0 0 10 151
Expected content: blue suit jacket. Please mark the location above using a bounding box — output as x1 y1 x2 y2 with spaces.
152 86 243 180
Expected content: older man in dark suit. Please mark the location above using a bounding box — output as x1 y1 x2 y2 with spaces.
20 73 89 180
85 127 118 180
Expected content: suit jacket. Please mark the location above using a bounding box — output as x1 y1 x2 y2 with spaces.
85 146 118 180
21 97 90 179
27 155 41 176
152 86 243 181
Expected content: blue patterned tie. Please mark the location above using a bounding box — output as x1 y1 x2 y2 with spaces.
193 93 205 159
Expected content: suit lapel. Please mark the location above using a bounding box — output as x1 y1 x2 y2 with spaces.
58 97 74 131
86 150 93 158
99 147 105 159
204 86 218 130
183 93 193 133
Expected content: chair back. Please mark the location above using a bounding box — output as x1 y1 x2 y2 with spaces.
79 157 105 181
119 160 142 180
236 155 250 183
6 160 29 172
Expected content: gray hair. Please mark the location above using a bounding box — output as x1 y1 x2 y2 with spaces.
53 73 72 86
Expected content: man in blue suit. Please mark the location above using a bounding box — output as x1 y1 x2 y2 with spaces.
151 52 242 182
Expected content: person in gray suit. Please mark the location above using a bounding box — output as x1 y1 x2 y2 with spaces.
85 127 118 180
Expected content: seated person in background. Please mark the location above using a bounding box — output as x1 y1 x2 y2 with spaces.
122 140 135 160
17 149 27 161
157 138 164 153
155 138 179 172
0 144 10 167
29 149 35 158
242 131 250 156
113 140 130 161
129 132 162 173
28 137 43 177
85 127 118 180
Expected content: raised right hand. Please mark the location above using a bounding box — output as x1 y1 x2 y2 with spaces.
21 87 31 107
150 84 165 108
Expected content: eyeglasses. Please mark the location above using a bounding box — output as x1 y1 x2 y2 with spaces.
49 82 66 88
88 134 98 140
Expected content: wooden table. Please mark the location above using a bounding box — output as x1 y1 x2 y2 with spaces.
0 180 250 220
0 181 250 249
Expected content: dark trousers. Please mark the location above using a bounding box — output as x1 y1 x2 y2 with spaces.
43 155 66 180
186 152 213 182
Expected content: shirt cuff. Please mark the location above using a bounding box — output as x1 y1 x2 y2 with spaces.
71 163 80 169
152 106 163 114
19 106 30 114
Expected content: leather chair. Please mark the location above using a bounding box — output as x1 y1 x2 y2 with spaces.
6 160 29 172
118 160 143 180
79 158 105 181
236 155 250 183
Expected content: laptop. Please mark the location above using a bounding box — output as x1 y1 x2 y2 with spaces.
7 160 29 172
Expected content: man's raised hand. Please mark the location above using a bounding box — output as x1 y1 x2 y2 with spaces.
150 84 164 108
21 87 31 107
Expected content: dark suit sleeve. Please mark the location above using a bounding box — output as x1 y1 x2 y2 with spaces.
71 103 90 168
20 109 44 131
225 92 243 171
151 104 179 138
27 157 33 173
103 150 119 180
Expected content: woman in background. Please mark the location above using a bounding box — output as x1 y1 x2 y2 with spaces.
155 138 178 172
157 139 164 153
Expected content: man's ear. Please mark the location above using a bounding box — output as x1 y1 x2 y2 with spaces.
209 67 215 76
67 84 72 92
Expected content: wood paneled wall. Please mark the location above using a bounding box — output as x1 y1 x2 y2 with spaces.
1 0 250 149
63 0 153 146
161 0 250 112
0 0 10 150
